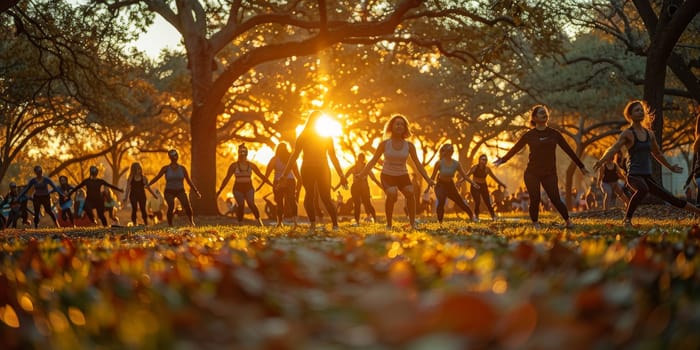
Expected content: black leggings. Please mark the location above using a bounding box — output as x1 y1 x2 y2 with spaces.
471 183 495 217
274 179 297 221
84 198 108 226
626 175 686 219
130 195 148 225
33 195 58 227
524 171 568 223
301 164 337 226
351 181 376 222
164 189 193 226
435 180 473 222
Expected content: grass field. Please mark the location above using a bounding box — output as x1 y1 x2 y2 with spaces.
1 207 699 349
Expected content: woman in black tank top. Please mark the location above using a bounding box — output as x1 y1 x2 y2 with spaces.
594 100 700 227
596 153 628 210
124 162 156 226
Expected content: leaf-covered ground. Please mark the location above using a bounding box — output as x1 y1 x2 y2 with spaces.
1 206 700 349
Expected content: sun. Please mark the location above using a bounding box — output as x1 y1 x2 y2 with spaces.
314 114 342 137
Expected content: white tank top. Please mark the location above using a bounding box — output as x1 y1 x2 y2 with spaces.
382 139 409 176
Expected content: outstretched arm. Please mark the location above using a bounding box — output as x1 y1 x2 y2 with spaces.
216 163 235 197
486 168 506 187
594 131 633 171
182 167 201 198
252 163 273 187
327 141 347 186
494 134 528 166
650 133 683 173
556 132 587 174
360 140 386 177
104 180 124 193
408 143 435 186
148 167 167 187
283 135 304 177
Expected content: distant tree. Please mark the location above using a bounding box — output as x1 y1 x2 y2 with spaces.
93 0 570 214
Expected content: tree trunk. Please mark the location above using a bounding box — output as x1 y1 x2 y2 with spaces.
187 40 219 215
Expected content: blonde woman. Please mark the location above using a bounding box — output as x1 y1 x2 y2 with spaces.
123 162 156 225
361 114 435 230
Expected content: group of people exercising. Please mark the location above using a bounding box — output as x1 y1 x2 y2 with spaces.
3 100 699 230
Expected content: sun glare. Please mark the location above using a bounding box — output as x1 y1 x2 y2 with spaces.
315 114 342 137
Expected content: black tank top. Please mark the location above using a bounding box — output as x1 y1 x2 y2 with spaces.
130 177 146 199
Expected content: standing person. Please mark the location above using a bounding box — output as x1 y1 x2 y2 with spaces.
1 183 24 228
57 176 75 227
425 143 477 224
148 149 201 226
596 153 628 210
343 153 380 226
283 111 347 232
216 144 272 226
494 105 589 228
262 142 302 227
123 162 155 226
67 166 123 227
19 165 63 228
593 100 700 227
465 154 507 220
360 114 435 230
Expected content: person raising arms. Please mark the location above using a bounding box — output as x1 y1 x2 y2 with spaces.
360 114 435 230
67 166 123 227
494 105 589 229
148 149 201 226
593 100 700 227
19 165 63 228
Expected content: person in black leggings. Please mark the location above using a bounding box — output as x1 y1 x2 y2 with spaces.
465 155 506 221
342 153 380 226
425 143 477 224
494 105 589 229
19 165 63 228
283 111 347 233
217 144 272 226
123 162 155 226
67 166 123 227
148 149 201 226
594 100 700 227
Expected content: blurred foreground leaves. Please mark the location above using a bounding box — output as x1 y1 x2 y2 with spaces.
1 207 700 349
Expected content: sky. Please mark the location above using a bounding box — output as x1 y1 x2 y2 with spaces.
131 15 182 59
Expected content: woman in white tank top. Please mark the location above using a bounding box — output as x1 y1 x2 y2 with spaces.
361 114 435 230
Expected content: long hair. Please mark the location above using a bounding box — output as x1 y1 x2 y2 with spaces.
127 162 142 182
383 114 412 139
623 100 653 129
275 142 291 163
